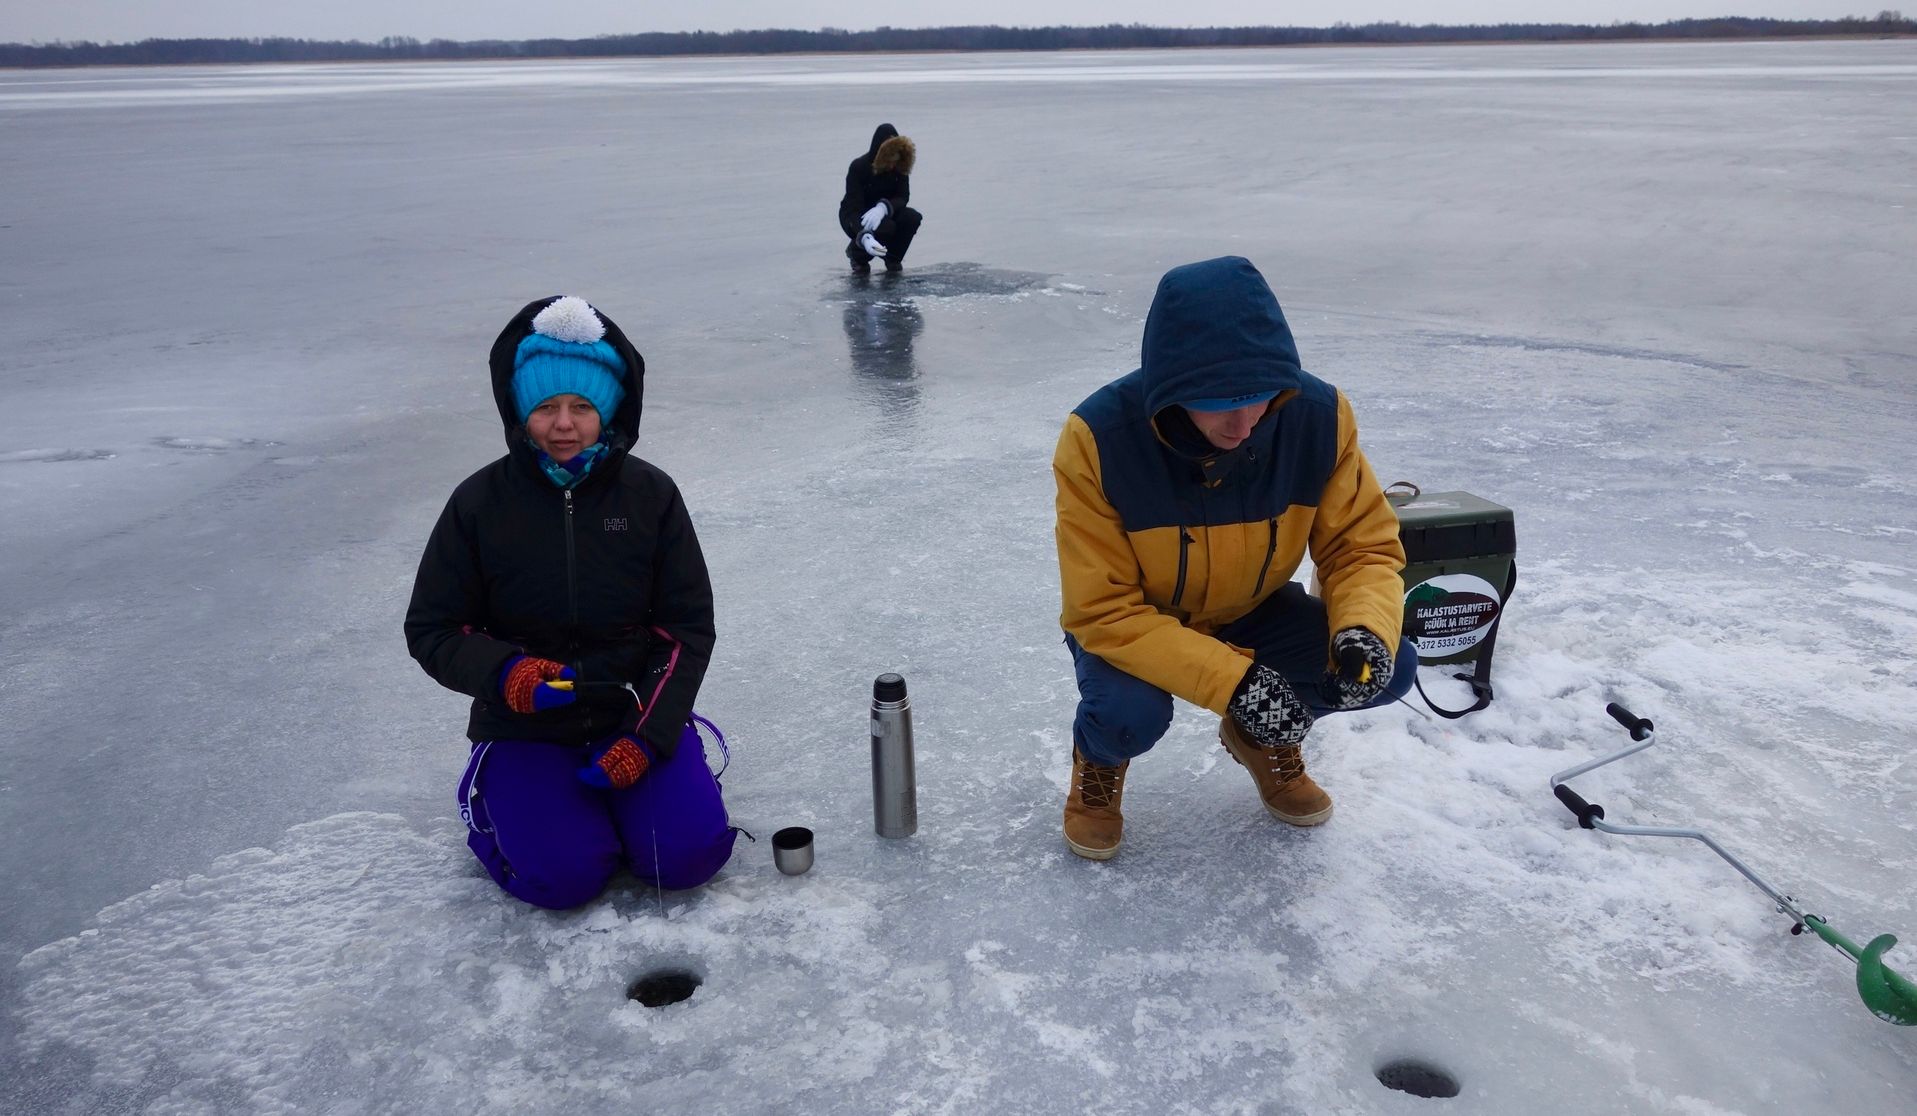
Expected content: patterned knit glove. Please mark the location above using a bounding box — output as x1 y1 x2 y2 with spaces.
1325 627 1394 709
500 656 577 715
578 735 653 790
1227 663 1316 749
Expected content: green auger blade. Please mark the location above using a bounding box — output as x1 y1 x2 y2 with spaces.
1856 935 1917 1026
1804 917 1917 1026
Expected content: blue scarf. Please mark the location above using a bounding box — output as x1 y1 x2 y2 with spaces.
536 440 609 489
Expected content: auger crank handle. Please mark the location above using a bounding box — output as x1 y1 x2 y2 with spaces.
1605 702 1654 741
1553 783 1605 829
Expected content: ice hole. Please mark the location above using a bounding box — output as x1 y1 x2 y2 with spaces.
627 967 702 1007
1374 1058 1460 1099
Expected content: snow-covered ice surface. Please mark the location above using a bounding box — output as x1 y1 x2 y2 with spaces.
2 41 1913 1113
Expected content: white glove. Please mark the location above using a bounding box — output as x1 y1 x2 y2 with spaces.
860 202 889 232
860 232 886 258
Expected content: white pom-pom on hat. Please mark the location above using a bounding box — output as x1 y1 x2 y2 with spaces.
531 295 607 344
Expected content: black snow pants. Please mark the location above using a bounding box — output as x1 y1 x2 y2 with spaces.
844 206 923 268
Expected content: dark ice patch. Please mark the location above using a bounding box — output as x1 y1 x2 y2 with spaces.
830 262 1049 301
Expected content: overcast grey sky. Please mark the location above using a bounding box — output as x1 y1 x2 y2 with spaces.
0 3 1890 45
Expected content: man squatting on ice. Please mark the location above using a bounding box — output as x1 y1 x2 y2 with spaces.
405 296 738 909
1053 256 1417 860
839 123 922 274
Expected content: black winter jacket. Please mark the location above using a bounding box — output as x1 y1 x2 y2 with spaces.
404 297 715 758
838 123 911 239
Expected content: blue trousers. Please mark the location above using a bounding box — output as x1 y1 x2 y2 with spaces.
1068 582 1418 767
457 719 738 910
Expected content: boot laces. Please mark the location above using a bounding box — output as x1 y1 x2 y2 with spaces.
1255 744 1306 785
1077 759 1123 808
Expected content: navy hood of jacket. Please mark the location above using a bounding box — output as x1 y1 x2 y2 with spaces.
1140 256 1304 418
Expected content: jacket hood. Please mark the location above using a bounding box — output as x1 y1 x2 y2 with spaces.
866 123 899 158
873 134 915 176
489 295 646 467
1140 256 1304 417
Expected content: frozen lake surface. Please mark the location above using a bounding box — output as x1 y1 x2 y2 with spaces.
2 40 1913 1113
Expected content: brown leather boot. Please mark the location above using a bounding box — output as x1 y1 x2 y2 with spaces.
1063 749 1128 860
1219 717 1333 826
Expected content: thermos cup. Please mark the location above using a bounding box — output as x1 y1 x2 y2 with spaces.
772 827 814 875
870 673 917 838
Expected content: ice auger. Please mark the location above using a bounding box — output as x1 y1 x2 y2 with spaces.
1551 702 1916 1026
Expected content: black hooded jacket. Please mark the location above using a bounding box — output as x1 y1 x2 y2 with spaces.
404 296 715 758
838 123 911 238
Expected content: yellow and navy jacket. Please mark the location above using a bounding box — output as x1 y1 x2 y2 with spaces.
1054 257 1405 714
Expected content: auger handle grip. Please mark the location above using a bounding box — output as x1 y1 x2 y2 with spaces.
1554 783 1605 829
1606 702 1654 741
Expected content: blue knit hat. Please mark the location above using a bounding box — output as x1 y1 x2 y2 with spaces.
511 296 627 424
1183 391 1277 412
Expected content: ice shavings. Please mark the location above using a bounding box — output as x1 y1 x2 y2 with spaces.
25 554 1906 1116
16 813 918 1113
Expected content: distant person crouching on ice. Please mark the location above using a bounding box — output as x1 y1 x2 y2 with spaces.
406 296 736 909
839 123 921 274
1052 257 1416 860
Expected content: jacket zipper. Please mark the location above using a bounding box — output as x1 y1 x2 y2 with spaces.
563 488 580 657
1252 518 1278 596
1171 528 1193 608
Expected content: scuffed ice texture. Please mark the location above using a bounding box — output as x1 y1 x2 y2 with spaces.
3 41 1914 1115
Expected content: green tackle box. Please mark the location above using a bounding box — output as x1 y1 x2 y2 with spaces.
1388 490 1516 666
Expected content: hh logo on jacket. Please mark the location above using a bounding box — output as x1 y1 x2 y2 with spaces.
604 518 628 532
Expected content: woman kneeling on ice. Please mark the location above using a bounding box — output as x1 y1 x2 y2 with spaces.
406 295 736 909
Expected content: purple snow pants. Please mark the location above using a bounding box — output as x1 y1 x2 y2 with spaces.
458 718 737 910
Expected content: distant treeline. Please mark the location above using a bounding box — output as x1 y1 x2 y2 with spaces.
3 15 1914 68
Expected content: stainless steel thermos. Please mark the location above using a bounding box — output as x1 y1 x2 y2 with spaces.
870 673 917 838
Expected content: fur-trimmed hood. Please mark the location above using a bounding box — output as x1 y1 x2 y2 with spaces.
873 134 916 176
